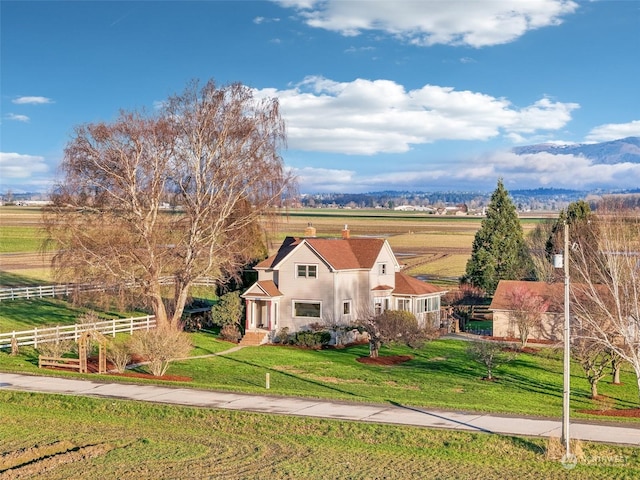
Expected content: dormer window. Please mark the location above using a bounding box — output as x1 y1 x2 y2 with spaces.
378 263 387 275
297 264 317 278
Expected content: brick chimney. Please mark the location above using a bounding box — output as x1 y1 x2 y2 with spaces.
342 224 350 239
304 222 316 237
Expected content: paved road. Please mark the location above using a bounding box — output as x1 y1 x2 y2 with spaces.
2 372 639 446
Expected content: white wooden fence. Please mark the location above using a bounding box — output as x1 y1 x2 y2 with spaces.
0 277 217 302
0 315 156 349
0 284 81 301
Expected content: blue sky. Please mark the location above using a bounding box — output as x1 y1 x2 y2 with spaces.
1 0 639 194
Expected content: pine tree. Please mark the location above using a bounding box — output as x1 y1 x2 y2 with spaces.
464 179 534 293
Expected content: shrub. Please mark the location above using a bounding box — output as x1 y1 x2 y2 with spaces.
274 327 290 344
129 327 192 376
38 337 75 358
220 323 241 343
106 337 132 373
292 330 331 349
211 291 244 327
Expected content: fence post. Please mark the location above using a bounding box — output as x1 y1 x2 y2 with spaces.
74 324 78 341
34 327 38 349
147 315 151 331
112 319 116 337
130 318 134 335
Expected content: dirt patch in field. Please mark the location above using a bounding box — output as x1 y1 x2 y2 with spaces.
0 441 117 478
356 355 413 366
0 252 55 272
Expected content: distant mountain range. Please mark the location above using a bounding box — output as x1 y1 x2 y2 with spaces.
513 136 640 165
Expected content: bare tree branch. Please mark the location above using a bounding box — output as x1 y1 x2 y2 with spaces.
43 79 296 330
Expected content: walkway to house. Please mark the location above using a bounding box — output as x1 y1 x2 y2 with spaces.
1 371 639 447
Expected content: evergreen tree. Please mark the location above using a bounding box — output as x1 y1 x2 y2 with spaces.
464 179 534 293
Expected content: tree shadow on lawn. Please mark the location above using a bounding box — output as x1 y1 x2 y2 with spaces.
0 271 45 287
409 350 565 399
387 400 545 455
216 353 371 400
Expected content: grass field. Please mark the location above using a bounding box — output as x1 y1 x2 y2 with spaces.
1 391 637 480
8 206 633 478
2 325 638 423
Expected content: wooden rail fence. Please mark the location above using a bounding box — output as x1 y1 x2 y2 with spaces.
0 277 217 302
38 356 83 372
0 315 156 350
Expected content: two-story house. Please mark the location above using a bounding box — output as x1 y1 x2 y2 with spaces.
241 226 446 343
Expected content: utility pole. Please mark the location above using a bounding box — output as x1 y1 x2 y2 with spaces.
553 221 571 456
562 221 571 455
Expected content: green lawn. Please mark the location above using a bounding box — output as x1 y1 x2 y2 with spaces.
2 333 638 423
0 391 637 479
0 297 145 332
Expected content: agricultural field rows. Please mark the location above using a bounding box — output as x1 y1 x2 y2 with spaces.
2 391 637 479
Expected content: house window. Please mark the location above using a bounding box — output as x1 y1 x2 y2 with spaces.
397 298 410 311
297 264 317 278
374 298 391 315
343 301 351 315
294 301 321 318
378 263 387 275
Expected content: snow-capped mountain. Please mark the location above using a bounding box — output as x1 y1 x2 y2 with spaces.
513 137 640 165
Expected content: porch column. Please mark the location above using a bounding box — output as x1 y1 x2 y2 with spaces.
245 298 251 330
267 301 272 329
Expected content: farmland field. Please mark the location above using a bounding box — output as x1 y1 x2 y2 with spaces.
0 206 551 286
2 391 637 479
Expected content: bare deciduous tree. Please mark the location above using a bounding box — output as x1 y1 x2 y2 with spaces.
526 218 557 282
507 285 549 348
571 332 611 399
466 340 517 381
44 79 295 330
358 309 436 358
570 208 640 402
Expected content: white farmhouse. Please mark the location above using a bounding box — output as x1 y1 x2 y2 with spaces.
241 226 445 344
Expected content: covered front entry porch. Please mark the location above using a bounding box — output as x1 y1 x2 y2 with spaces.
244 298 280 331
240 280 283 337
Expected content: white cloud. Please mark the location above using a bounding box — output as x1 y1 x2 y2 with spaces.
0 152 49 179
463 151 640 189
275 0 578 47
291 166 356 191
12 96 53 105
585 120 640 142
256 76 579 155
294 149 640 193
5 113 30 122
